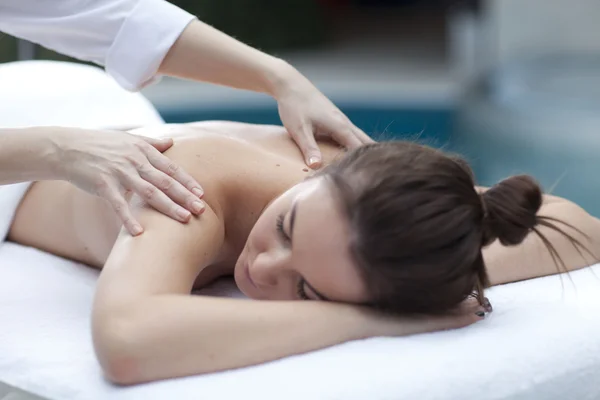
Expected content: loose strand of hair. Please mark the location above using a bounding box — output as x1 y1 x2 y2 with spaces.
537 216 600 284
531 226 571 292
537 216 598 265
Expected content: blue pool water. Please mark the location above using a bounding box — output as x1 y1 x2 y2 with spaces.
160 105 455 146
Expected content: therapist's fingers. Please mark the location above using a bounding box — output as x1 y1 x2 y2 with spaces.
103 186 144 236
142 136 174 153
145 146 204 199
332 126 363 150
352 126 374 144
330 116 373 149
129 176 194 224
288 123 323 169
138 166 206 216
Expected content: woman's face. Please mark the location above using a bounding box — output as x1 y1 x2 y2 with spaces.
234 177 369 304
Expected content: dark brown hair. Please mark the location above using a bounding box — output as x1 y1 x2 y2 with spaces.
320 141 578 315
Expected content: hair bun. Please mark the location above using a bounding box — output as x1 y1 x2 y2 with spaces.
481 175 543 246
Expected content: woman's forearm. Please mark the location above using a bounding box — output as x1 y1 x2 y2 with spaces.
0 128 61 184
158 19 295 98
93 295 369 385
484 198 600 285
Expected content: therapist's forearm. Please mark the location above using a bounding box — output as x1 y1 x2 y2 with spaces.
158 19 295 98
0 128 61 184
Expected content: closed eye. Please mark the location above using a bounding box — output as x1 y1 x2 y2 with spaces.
297 279 310 300
276 214 291 244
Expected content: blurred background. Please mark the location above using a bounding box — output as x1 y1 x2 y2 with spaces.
1 0 599 215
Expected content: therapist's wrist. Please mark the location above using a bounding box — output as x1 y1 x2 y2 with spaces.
263 58 305 100
43 127 76 181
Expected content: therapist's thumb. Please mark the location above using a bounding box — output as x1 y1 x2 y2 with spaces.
142 136 174 153
290 125 322 169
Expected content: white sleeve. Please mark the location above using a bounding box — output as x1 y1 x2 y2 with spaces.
0 0 196 91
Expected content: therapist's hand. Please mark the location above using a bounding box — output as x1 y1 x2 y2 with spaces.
274 68 374 169
54 128 204 236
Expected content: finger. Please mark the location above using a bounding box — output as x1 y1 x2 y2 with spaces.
352 126 375 144
434 307 486 332
328 121 363 150
454 310 486 328
141 136 174 153
444 297 483 319
132 178 193 223
289 123 322 169
138 165 205 216
145 147 204 198
103 186 144 236
483 297 493 313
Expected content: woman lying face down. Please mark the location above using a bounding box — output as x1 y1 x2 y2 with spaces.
237 140 582 314
7 122 599 385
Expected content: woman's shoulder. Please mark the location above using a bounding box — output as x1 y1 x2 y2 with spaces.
127 122 318 215
129 121 346 166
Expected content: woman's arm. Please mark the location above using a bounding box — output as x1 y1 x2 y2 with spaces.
482 190 600 286
93 199 482 385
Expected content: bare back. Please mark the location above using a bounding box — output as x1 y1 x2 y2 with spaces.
6 121 599 290
7 121 344 270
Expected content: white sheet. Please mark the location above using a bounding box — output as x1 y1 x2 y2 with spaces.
0 182 32 242
0 242 599 400
0 60 163 129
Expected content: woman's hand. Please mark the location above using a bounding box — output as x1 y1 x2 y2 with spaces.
361 298 488 338
53 128 205 236
273 65 374 168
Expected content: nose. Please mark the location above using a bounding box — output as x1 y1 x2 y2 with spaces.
250 250 288 288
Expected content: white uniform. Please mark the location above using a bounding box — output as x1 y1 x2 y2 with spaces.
0 0 196 91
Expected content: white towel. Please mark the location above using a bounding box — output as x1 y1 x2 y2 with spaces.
0 60 164 129
0 242 599 400
0 183 32 242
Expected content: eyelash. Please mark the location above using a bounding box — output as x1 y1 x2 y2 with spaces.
276 214 306 300
297 279 309 300
276 214 291 243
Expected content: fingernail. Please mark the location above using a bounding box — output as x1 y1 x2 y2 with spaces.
132 225 143 236
484 298 493 313
475 311 485 318
177 208 191 221
192 187 203 198
192 201 204 214
308 157 320 167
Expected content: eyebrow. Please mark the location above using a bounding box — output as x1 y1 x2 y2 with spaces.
288 201 330 302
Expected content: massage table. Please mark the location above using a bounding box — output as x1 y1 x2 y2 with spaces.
1 61 600 400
